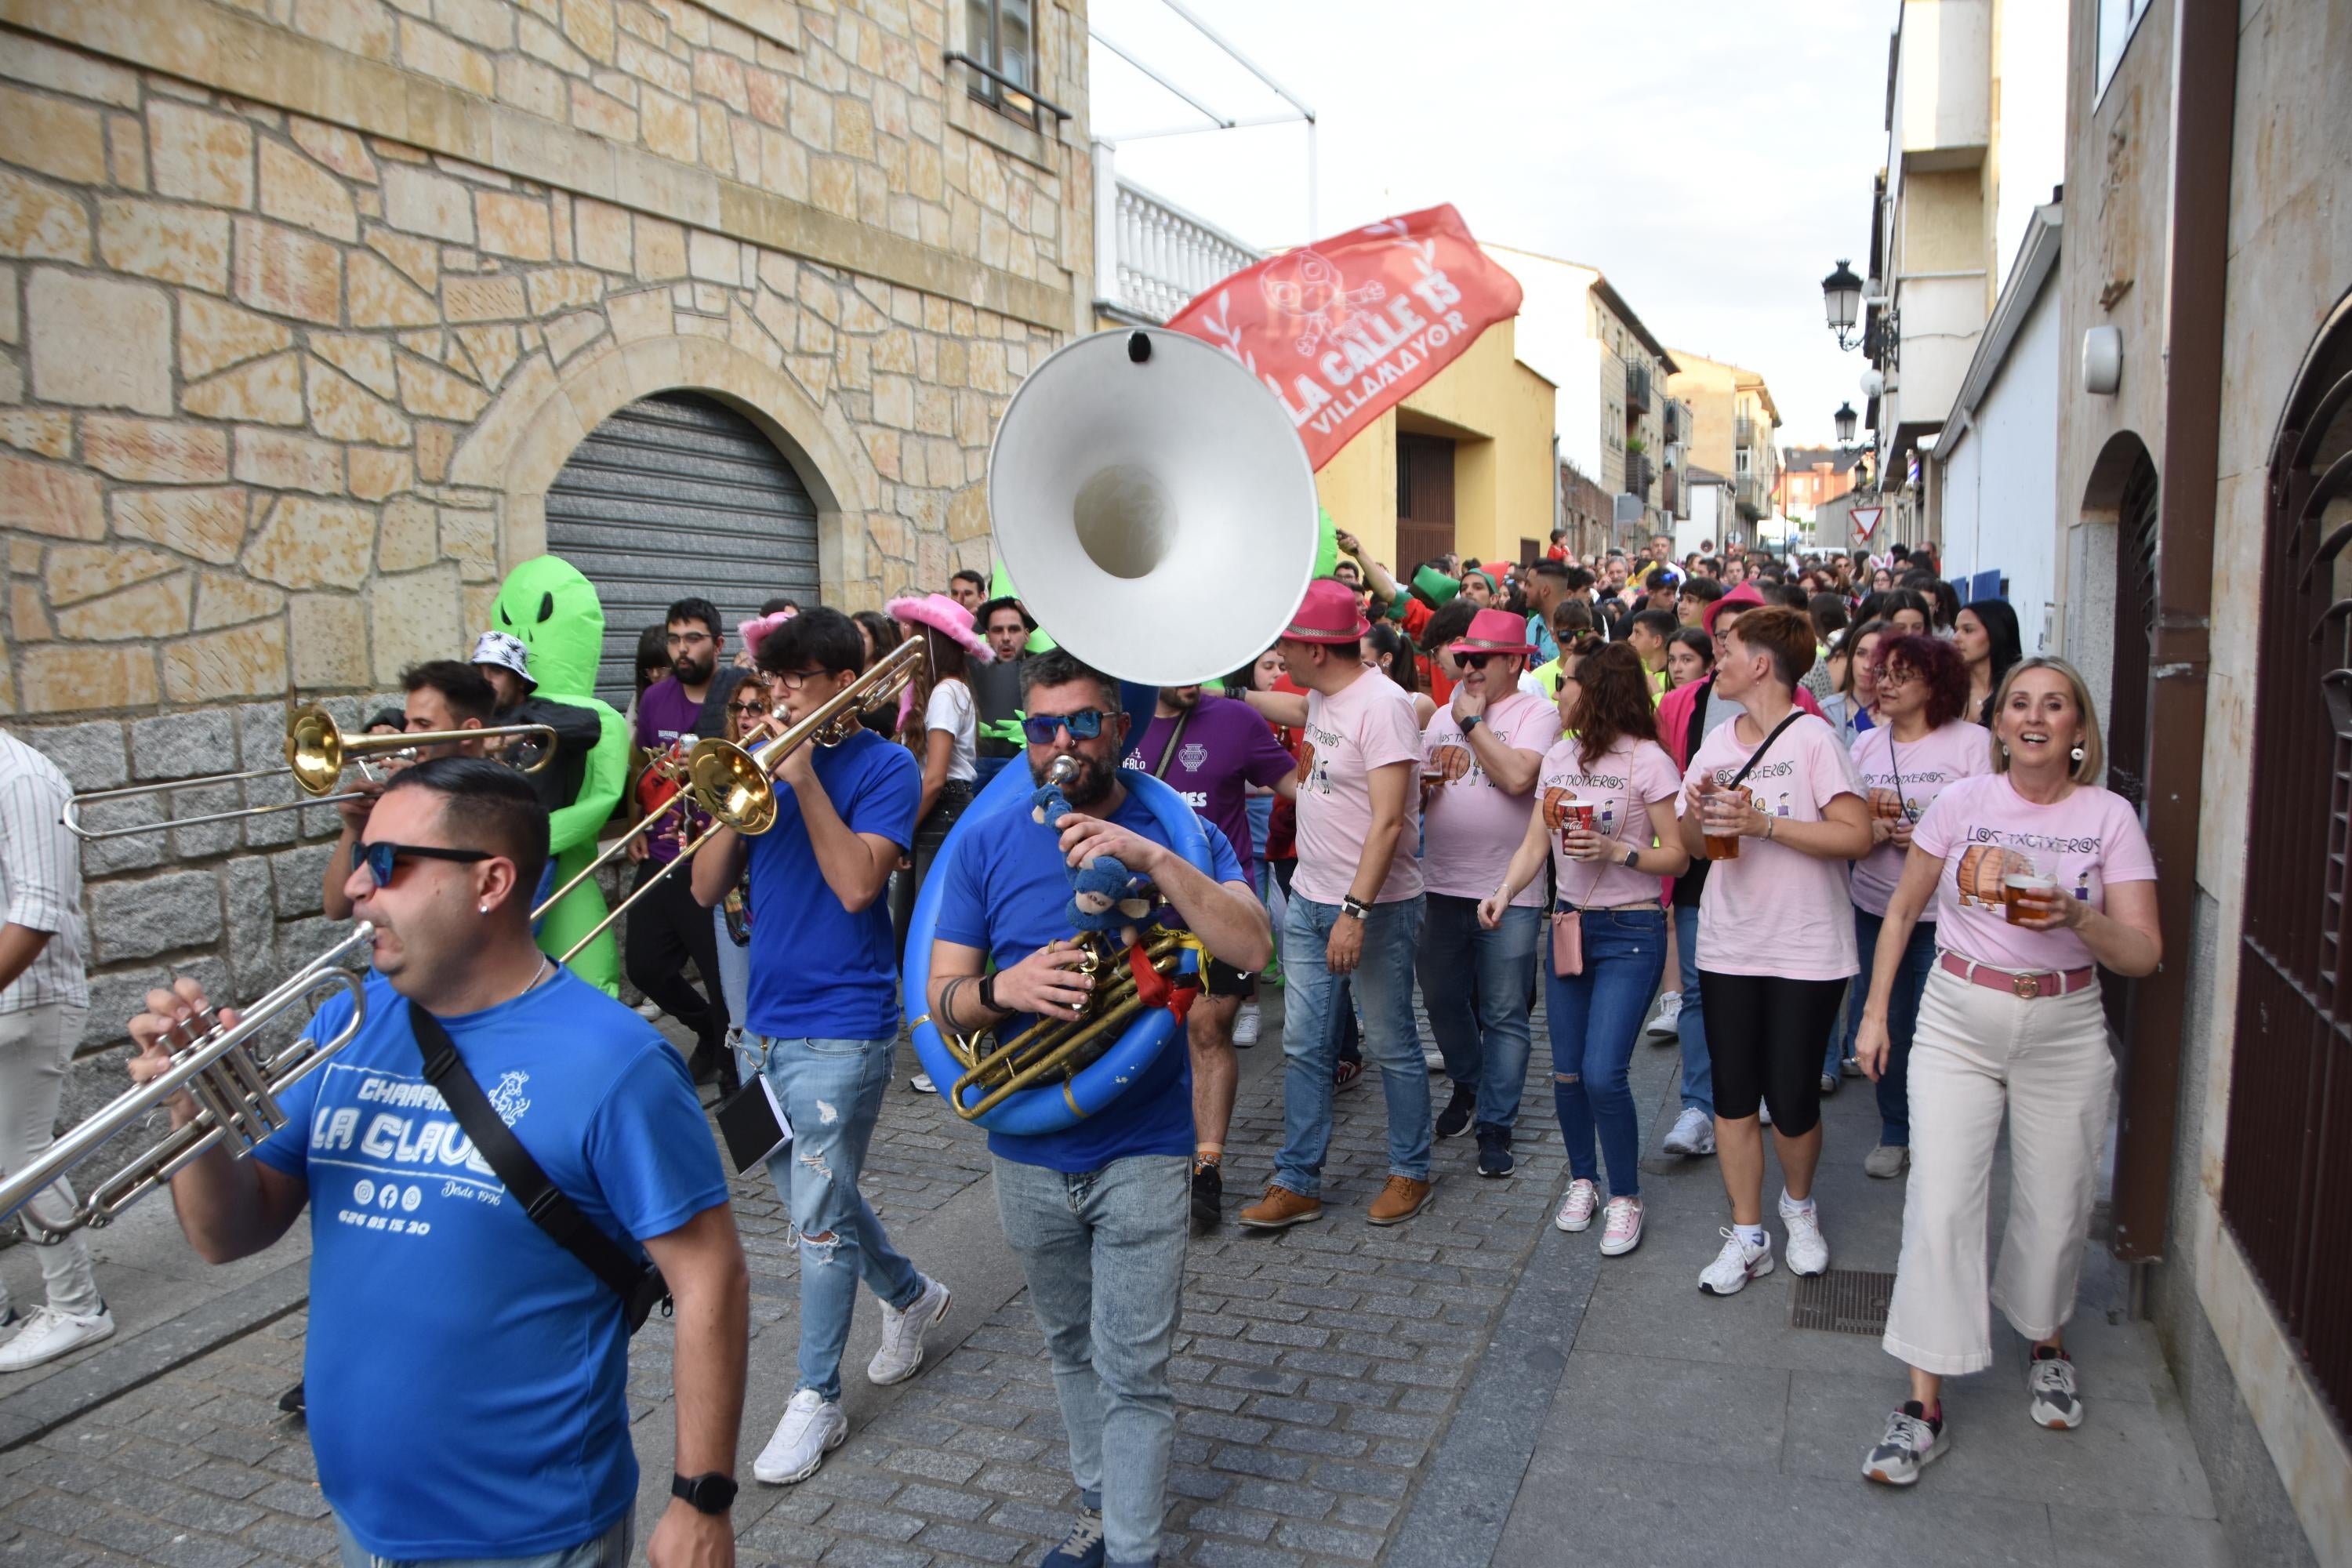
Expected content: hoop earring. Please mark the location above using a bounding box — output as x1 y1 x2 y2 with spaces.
1999 744 2009 759
2070 746 2085 764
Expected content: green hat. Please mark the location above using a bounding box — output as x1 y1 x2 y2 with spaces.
1314 506 1341 579
1410 565 1461 606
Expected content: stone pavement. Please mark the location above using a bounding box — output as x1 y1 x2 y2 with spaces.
0 984 2230 1567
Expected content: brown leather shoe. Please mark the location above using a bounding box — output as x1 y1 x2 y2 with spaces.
1367 1176 1433 1226
1236 1185 1323 1230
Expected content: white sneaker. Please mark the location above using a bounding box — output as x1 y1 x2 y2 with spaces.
1661 1105 1715 1156
0 1304 114 1371
1423 1046 1446 1072
1599 1196 1644 1256
1863 1402 1947 1486
2027 1347 2084 1429
910 1072 935 1094
1759 1100 1773 1127
753 1388 848 1484
868 1276 950 1385
1779 1198 1829 1276
1697 1229 1774 1295
1553 1178 1599 1232
1232 1001 1262 1047
1644 992 1682 1038
633 1000 662 1020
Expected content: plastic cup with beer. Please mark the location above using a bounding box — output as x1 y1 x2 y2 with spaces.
1562 800 1596 858
1701 782 1750 862
2002 853 2060 925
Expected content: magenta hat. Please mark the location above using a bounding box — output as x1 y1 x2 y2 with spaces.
1446 607 1538 659
887 593 994 662
1703 581 1766 637
1278 579 1372 644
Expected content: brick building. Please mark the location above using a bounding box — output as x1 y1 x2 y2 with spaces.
0 0 1098 1083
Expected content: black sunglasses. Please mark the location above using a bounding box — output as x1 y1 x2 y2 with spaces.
351 840 492 887
1021 710 1107 743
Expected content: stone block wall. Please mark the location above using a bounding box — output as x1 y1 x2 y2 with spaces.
0 0 1097 1077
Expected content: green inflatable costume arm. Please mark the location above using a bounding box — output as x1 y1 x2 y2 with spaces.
490 556 626 996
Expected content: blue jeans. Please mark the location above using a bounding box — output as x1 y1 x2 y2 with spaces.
1276 894 1430 1196
1672 902 1713 1117
336 1511 629 1568
1852 909 1936 1145
1548 907 1667 1197
993 1153 1189 1568
738 1032 926 1402
1417 895 1540 1128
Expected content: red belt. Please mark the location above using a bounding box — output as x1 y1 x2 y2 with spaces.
1938 951 2096 1000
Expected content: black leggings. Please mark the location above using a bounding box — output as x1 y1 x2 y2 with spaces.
625 855 728 1051
1696 971 1848 1137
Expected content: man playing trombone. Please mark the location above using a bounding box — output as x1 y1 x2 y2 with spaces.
319 660 500 922
129 757 749 1565
926 650 1272 1568
690 608 953 1488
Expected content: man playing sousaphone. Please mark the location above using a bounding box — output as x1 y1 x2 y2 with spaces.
926 648 1270 1568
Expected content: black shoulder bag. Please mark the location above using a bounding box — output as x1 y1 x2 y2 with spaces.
409 1007 671 1334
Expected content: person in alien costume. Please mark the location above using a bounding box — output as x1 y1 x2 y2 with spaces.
488 556 629 995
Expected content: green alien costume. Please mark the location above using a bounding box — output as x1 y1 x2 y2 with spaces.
490 556 628 995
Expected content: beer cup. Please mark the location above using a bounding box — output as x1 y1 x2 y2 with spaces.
1562 801 1595 858
1702 785 1749 861
2002 855 2059 925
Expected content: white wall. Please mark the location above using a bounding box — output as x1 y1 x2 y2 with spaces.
1935 274 2060 650
1678 485 1730 559
1484 245 1603 474
1893 0 1992 163
1992 0 2067 294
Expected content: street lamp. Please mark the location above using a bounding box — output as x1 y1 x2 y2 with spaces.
1821 259 1864 350
1834 401 1858 445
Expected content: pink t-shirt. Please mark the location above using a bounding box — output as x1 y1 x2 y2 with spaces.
1846 720 1994 917
1293 670 1426 906
1678 712 1864 979
1537 734 1681 909
1421 691 1562 906
1911 774 2157 972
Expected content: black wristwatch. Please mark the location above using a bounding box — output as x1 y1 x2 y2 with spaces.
977 971 1000 1014
673 1472 736 1515
1460 711 1482 732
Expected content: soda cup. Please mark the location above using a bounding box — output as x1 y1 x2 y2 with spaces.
1869 788 1904 822
1702 785 1749 861
1561 801 1595 856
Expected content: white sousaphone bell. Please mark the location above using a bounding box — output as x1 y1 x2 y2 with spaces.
987 327 1322 686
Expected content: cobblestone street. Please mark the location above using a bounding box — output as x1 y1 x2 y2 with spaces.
0 987 2227 1568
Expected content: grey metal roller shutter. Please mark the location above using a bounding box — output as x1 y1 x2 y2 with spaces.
545 391 822 708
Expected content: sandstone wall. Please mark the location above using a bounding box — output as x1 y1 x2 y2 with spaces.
0 0 1096 1073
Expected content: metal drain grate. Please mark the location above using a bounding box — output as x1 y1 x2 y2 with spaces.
1790 1268 1896 1335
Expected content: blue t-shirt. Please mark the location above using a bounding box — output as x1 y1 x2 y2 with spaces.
745 728 920 1041
252 967 728 1559
935 788 1247 1173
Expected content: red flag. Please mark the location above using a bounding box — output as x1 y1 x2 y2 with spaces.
1165 205 1523 471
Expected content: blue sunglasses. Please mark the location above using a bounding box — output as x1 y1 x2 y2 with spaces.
351 840 492 887
1019 709 1109 745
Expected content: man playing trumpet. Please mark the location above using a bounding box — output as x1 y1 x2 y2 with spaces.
927 649 1271 1568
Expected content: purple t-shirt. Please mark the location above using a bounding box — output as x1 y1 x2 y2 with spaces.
1122 695 1297 882
633 675 731 865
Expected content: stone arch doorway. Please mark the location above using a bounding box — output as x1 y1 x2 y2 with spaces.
545 391 821 706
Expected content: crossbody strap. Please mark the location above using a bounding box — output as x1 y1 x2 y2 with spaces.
1149 706 1194 779
1722 710 1806 793
409 1006 670 1332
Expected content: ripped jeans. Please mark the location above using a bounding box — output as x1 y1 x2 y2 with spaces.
739 1033 927 1402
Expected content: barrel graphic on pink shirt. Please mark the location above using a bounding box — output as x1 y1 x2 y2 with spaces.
1955 844 2034 909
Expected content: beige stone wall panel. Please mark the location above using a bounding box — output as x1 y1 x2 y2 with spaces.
82 416 233 481
27 269 172 412
0 82 111 185
347 247 441 327
0 408 75 458
57 570 195 638
17 641 158 711
183 350 309 425
231 426 343 492
111 486 251 561
179 291 292 378
162 616 286 699
46 542 176 605
231 217 343 325
242 495 376 587
96 198 232 291
258 138 359 241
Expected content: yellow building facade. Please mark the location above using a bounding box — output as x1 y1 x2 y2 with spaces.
1308 318 1556 578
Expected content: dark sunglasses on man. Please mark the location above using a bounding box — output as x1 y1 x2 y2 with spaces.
1019 710 1108 744
350 840 492 888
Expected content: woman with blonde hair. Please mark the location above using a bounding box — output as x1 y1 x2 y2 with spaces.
1857 657 2161 1486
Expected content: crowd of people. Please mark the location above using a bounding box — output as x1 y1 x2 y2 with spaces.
0 526 2162 1566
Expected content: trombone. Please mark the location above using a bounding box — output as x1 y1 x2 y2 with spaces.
62 704 559 842
534 637 925 961
0 923 376 1241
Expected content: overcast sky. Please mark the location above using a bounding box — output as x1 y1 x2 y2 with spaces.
1089 0 1893 448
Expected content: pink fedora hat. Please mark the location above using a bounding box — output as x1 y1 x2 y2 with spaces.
1278 579 1372 644
887 593 994 662
1446 607 1539 659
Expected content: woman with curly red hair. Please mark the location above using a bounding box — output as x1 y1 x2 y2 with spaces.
1843 634 1991 1179
1483 641 1686 1255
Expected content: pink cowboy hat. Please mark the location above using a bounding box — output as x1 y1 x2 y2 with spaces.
1703 581 1766 637
1277 579 1371 645
1446 607 1538 659
886 593 994 662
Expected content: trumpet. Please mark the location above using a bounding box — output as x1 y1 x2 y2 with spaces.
61 706 559 842
0 924 376 1242
533 637 925 962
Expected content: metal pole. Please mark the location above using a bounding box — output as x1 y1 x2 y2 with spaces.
1306 115 1319 238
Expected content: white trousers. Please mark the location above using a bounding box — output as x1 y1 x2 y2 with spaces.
1882 965 2113 1377
0 1003 101 1319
